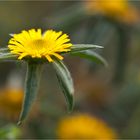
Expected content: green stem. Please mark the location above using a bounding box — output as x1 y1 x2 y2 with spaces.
113 25 130 84
18 62 42 125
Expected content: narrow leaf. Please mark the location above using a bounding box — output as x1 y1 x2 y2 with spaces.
9 33 14 37
52 60 74 112
18 63 42 125
0 53 17 61
70 44 103 53
0 48 10 54
72 50 108 67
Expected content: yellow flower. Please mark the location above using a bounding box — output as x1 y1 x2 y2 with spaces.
8 29 72 62
85 0 139 24
57 114 117 139
0 88 23 120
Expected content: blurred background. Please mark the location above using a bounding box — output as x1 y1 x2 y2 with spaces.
0 0 140 139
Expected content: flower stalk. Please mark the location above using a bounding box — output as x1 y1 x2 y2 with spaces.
18 62 42 125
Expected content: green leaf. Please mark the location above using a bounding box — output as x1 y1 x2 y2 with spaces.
0 53 17 61
9 33 14 37
52 60 74 112
0 48 10 54
18 63 42 125
72 50 108 67
69 44 103 53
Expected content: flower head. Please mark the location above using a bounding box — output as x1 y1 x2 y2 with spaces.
0 88 23 120
8 29 72 62
85 0 139 24
56 114 117 139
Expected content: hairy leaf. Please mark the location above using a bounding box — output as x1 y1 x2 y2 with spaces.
0 53 17 61
72 50 108 67
18 63 42 125
70 44 103 53
52 60 74 112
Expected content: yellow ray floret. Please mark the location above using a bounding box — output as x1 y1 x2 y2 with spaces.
8 29 72 62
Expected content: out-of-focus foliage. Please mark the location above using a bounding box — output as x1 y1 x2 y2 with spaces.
0 124 20 139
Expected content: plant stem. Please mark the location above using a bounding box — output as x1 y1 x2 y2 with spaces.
113 24 130 84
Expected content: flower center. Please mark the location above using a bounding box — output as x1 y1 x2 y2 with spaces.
31 39 46 49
